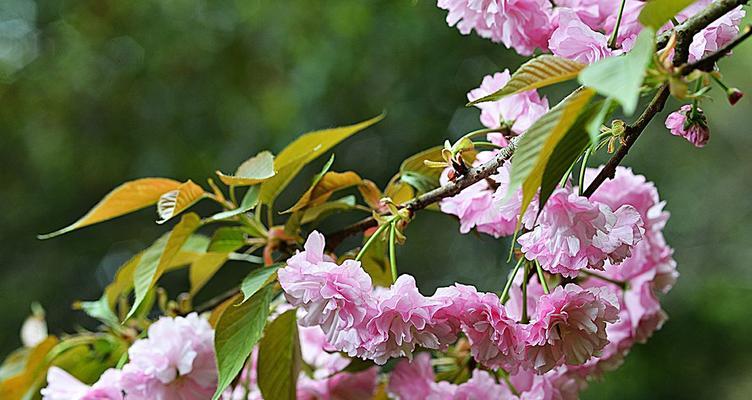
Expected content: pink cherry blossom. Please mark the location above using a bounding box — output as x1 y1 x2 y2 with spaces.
440 152 521 238
602 0 645 51
365 275 456 364
42 367 123 400
278 231 374 349
549 9 612 63
447 283 526 371
437 0 555 56
510 366 584 400
665 105 710 147
454 369 516 399
518 188 644 278
524 284 619 373
671 0 745 62
467 71 549 144
120 313 217 400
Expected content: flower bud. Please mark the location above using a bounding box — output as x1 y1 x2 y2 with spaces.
727 87 744 105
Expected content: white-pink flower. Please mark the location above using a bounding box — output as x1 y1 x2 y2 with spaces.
549 9 612 64
42 367 123 400
467 71 549 144
278 231 374 349
437 0 555 56
518 188 644 278
120 313 217 400
670 0 745 62
524 284 620 373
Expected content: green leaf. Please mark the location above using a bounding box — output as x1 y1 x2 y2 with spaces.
468 55 586 105
356 230 392 287
300 195 359 225
578 29 655 115
539 101 606 208
241 265 282 303
587 98 616 145
639 0 695 30
189 253 230 295
78 296 120 330
208 186 260 221
509 88 596 221
212 286 273 400
128 213 201 319
208 227 246 253
216 151 276 186
258 114 385 205
38 178 182 239
50 335 127 385
258 310 301 400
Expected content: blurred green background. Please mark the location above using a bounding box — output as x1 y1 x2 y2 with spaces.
1 1 751 398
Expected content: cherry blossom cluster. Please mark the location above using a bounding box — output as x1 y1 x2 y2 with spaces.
436 0 744 64
279 230 627 372
41 313 380 400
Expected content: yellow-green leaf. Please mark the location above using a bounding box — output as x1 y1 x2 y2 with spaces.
639 0 695 30
0 336 59 400
284 171 363 213
156 180 206 224
216 151 276 186
510 88 596 222
258 310 301 400
128 213 201 319
38 178 182 239
468 55 586 105
189 253 230 295
259 114 384 205
213 286 273 400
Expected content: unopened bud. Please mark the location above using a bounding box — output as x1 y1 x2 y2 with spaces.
727 88 744 105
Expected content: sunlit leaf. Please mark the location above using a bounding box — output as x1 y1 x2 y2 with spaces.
579 29 655 115
0 336 58 400
358 179 383 210
216 151 276 186
49 335 127 385
212 286 273 400
284 171 363 213
156 180 206 224
509 88 596 222
208 227 246 253
128 213 201 319
468 55 586 105
38 178 182 239
258 310 301 400
189 253 230 296
639 0 695 29
259 114 385 205
208 186 260 221
240 265 281 303
300 195 359 224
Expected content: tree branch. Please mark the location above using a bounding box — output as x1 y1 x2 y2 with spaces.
327 0 749 247
682 25 752 73
657 0 748 51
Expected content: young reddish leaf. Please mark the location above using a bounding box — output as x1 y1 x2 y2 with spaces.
283 171 363 213
38 178 182 239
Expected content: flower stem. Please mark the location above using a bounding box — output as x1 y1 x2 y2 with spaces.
521 262 529 323
355 217 393 262
578 147 592 196
472 141 503 150
608 0 628 49
500 256 525 303
535 260 550 294
388 221 398 283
